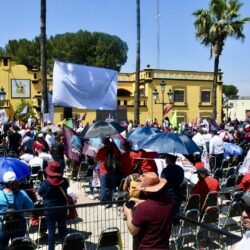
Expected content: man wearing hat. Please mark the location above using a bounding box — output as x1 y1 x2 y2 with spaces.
191 167 220 210
231 190 250 249
123 172 173 250
38 161 69 250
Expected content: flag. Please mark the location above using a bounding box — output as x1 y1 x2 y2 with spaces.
52 61 118 110
170 111 177 127
79 112 87 121
193 115 201 128
79 122 90 138
63 125 83 162
209 118 220 131
19 105 28 115
163 104 173 116
57 118 74 129
0 109 8 123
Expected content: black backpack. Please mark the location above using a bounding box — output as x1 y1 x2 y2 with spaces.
104 149 119 172
1 190 22 233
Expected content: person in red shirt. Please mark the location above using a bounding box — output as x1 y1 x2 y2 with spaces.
120 141 138 178
238 173 250 192
191 167 220 210
96 137 121 204
136 149 158 173
32 133 49 153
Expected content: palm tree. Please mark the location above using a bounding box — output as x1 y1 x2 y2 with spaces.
193 0 250 119
134 0 141 125
41 0 48 114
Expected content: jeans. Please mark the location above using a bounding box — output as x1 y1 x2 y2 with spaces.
213 153 224 169
0 217 26 250
99 173 118 202
45 214 67 250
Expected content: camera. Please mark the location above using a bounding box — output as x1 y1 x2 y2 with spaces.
125 200 135 209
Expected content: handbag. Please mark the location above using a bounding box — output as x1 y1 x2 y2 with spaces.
59 187 78 220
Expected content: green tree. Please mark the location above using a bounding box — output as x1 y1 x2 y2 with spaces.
222 84 239 99
16 100 36 123
1 30 128 72
193 0 250 119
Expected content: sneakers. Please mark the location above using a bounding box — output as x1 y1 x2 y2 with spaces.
87 194 95 200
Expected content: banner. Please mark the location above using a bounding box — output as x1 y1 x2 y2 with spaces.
63 125 83 162
52 61 118 110
41 92 54 124
0 109 8 124
163 104 173 116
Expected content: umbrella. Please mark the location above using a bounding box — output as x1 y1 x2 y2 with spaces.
82 120 126 138
139 132 201 155
224 142 243 157
82 134 127 157
0 157 30 182
41 124 62 133
127 126 162 151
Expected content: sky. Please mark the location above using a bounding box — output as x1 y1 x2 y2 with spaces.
0 0 249 96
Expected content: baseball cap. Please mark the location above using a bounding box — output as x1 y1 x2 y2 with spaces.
194 167 210 175
3 171 17 183
240 190 250 208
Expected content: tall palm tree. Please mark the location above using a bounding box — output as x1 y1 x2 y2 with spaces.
193 0 250 119
134 0 141 125
41 0 48 114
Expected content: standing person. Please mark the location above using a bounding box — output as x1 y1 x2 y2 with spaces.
45 128 55 151
38 161 69 250
231 190 250 249
191 168 220 210
136 149 158 173
20 130 34 154
161 153 184 223
0 171 34 250
7 126 22 155
209 130 224 169
96 137 121 205
32 133 49 154
51 134 65 170
123 172 173 250
192 128 204 152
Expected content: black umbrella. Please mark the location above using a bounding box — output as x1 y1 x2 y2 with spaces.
81 120 126 138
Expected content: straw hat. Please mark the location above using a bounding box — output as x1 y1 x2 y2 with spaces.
135 172 167 192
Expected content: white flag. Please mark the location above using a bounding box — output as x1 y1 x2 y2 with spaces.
52 61 118 110
0 109 8 124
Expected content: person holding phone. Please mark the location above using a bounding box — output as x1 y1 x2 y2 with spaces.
123 172 173 250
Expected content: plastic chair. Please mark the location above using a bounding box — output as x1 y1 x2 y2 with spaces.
174 209 200 249
96 227 122 249
201 191 218 212
30 165 42 182
8 237 36 250
63 232 86 250
182 193 200 213
77 162 93 190
200 206 219 227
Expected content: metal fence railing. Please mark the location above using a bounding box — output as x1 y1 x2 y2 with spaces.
0 201 243 250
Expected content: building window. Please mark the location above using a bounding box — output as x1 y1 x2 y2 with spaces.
117 100 121 106
124 100 127 106
3 58 8 66
201 91 211 103
174 90 185 102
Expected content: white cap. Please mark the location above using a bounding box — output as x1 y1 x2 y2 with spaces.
3 171 16 183
38 133 44 138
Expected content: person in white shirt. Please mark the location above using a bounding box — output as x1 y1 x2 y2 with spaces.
29 151 44 170
231 190 250 250
202 128 212 152
209 130 224 169
192 128 205 152
45 128 55 150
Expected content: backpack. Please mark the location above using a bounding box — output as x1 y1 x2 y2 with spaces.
128 174 141 198
104 149 119 172
1 190 22 233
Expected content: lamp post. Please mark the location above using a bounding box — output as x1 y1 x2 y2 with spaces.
0 87 6 101
223 97 234 121
152 80 173 125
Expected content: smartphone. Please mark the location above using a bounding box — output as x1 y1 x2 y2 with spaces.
125 200 135 209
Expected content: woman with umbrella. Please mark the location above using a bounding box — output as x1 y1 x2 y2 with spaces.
0 171 34 249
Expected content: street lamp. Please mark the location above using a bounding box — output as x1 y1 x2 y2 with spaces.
223 96 234 121
152 80 173 125
0 87 6 101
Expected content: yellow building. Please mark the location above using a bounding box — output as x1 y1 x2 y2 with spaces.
0 57 222 125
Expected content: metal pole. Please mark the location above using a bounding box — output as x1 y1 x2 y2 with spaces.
162 89 165 125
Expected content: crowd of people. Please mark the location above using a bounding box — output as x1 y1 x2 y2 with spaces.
0 116 249 249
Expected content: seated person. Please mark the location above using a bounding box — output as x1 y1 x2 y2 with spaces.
238 173 250 192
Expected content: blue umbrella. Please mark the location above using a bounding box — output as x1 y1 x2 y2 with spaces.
139 132 201 155
224 142 243 157
127 126 162 150
0 157 30 182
